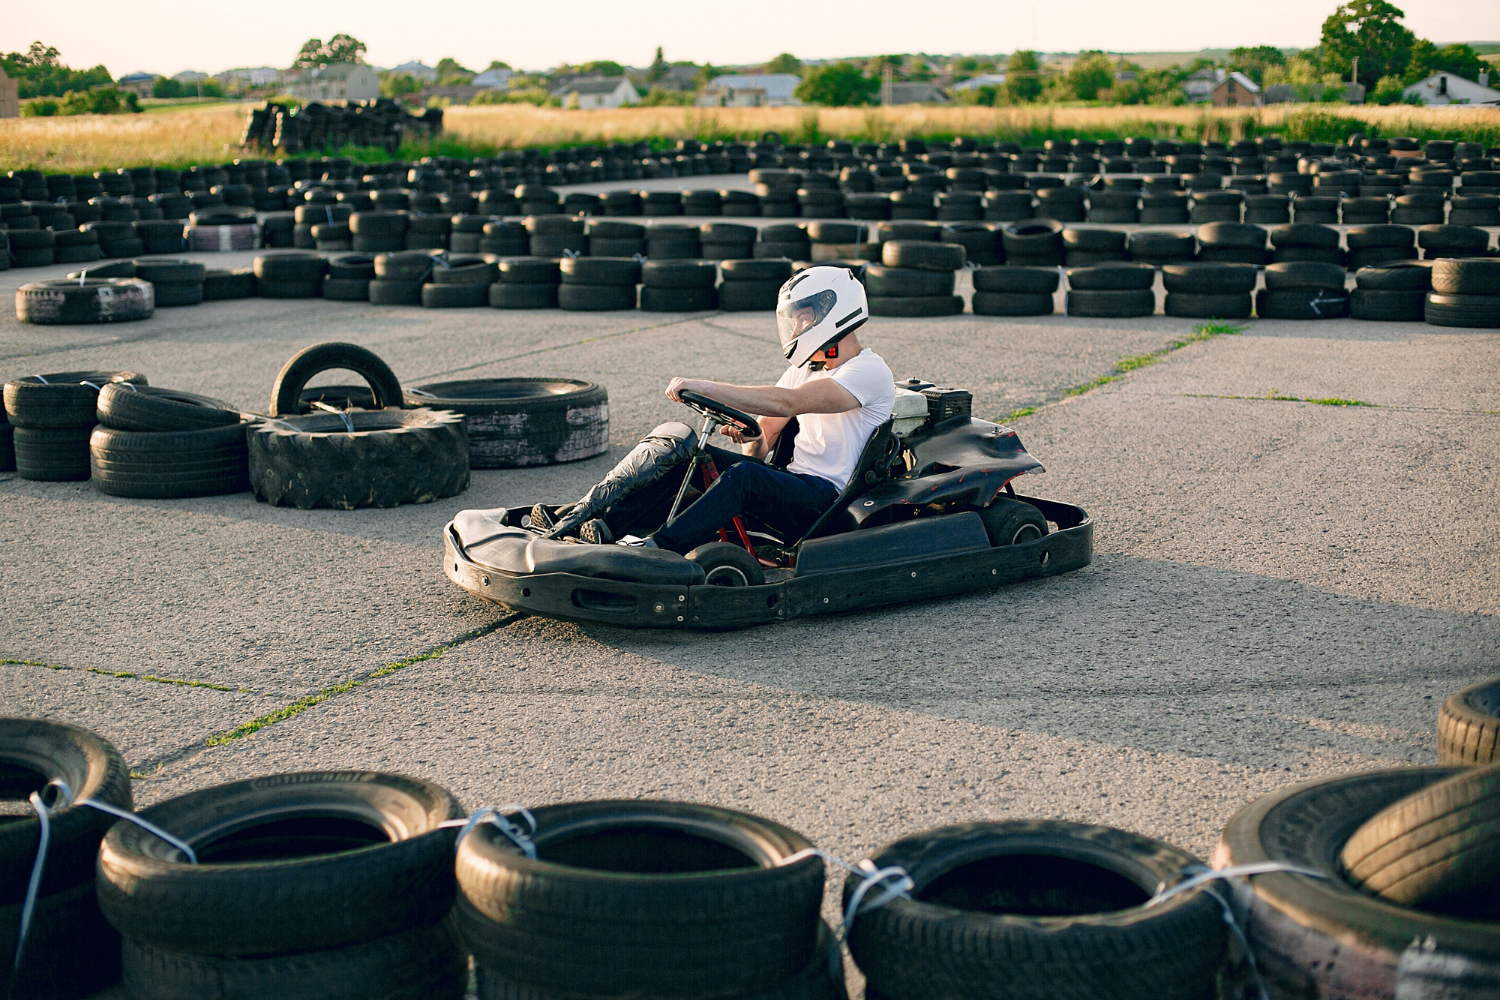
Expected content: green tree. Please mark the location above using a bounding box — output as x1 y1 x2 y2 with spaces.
765 52 801 75
152 77 183 98
436 57 473 85
1065 51 1115 101
380 71 422 99
694 63 717 89
293 34 366 69
1005 50 1042 102
2 41 112 98
484 60 511 71
577 60 625 77
1229 45 1286 84
648 46 668 82
1404 40 1487 84
867 54 906 81
1319 0 1416 89
1370 74 1411 103
795 62 879 105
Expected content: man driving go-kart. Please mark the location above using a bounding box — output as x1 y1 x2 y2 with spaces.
535 265 894 554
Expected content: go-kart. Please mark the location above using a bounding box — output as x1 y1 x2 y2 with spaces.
442 381 1092 628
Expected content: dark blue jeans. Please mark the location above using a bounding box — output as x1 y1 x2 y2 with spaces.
604 444 840 554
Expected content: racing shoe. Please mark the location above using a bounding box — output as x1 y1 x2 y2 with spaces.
528 503 556 531
580 518 615 545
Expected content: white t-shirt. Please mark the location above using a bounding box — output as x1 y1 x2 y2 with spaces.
774 349 895 491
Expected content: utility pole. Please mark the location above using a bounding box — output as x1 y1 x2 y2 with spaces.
881 63 893 106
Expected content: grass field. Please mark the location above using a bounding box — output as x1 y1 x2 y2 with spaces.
3 102 1498 174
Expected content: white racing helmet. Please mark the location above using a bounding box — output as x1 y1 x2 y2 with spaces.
776 266 868 370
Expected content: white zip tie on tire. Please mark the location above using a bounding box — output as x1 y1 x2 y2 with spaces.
405 388 437 398
1146 861 1328 1000
779 847 914 942
441 804 538 859
310 401 355 432
13 779 196 980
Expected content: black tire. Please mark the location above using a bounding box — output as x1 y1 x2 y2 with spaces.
1355 261 1432 291
754 241 809 259
846 820 1226 1000
640 286 718 311
1196 221 1266 249
1418 224 1490 254
96 383 238 432
90 423 251 498
404 379 608 468
327 254 378 280
686 541 766 586
14 426 95 481
1346 225 1415 250
1256 288 1350 320
642 260 718 289
1127 231 1196 265
1351 289 1427 322
120 920 467 1000
152 283 204 307
881 241 965 271
1165 292 1253 319
0 719 132 901
561 257 641 286
454 799 824 999
0 879 121 1000
1213 767 1500 1000
972 291 1054 316
558 283 637 311
203 268 256 300
718 280 781 311
1340 765 1500 918
1439 676 1500 766
322 276 370 301
4 371 148 428
972 266 1058 294
490 282 558 309
64 260 136 280
349 211 409 238
868 294 963 317
15 278 154 324
498 258 562 284
368 279 424 305
1431 258 1500 295
978 498 1048 545
721 259 793 282
1264 261 1346 291
269 341 404 417
1063 227 1128 252
97 771 461 955
253 251 328 284
421 283 489 308
1270 223 1340 249
1067 288 1155 318
131 258 204 284
1066 263 1156 291
1424 293 1500 329
865 266 955 297
590 237 646 257
374 251 438 282
431 258 499 286
1162 262 1258 295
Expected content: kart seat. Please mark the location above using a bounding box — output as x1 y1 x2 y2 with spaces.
796 418 900 543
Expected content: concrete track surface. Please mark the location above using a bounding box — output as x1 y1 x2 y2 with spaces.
1 226 1497 995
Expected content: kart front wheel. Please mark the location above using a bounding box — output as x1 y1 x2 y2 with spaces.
980 498 1049 546
686 542 765 587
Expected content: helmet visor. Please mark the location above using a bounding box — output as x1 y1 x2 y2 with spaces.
777 289 838 356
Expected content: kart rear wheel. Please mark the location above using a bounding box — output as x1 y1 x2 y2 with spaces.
980 498 1048 546
687 542 765 587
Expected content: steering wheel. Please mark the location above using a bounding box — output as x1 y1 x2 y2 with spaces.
677 390 762 440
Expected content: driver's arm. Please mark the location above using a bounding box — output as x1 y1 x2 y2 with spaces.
726 414 789 459
666 377 859 419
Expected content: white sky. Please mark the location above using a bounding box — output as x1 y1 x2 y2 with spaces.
4 0 1497 76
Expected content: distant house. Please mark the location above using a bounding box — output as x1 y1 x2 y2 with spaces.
472 68 513 89
287 63 380 103
1184 67 1221 102
217 67 280 90
651 65 701 92
1212 71 1262 108
1404 71 1500 106
172 70 209 84
884 82 950 105
696 73 803 107
390 61 439 83
115 72 159 97
950 73 1007 92
552 76 639 109
0 68 18 119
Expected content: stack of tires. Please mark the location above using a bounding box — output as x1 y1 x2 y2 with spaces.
404 378 609 467
1270 224 1343 267
645 224 701 260
845 820 1227 1000
1352 261 1431 322
91 383 251 498
370 251 437 306
253 343 469 509
449 214 489 253
641 260 718 312
405 212 450 251
15 279 154 325
8 228 56 267
1 719 133 1000
718 258 790 312
1419 224 1492 262
867 241 963 317
480 220 529 256
529 216 587 257
1256 262 1350 320
1346 225 1416 270
1439 675 1500 765
53 227 102 264
1426 259 1500 328
559 257 640 312
423 255 498 309
255 252 329 299
971 266 1058 316
755 224 811 261
96 772 468 1000
492 257 561 309
1214 766 1500 1000
1063 228 1129 267
3 371 146 481
1065 263 1157 318
133 259 206 308
1128 231 1196 268
1191 190 1242 224
454 800 840 1000
85 219 144 258
203 267 257 300
324 253 376 301
350 210 408 253
1001 220 1064 268
587 220 645 258
700 222 757 261
1196 223 1268 266
1163 262 1257 319
184 208 259 251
